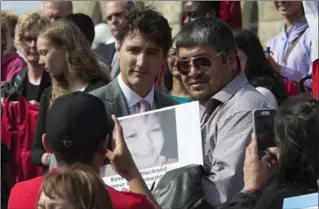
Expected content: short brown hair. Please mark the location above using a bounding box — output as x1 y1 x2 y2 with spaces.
38 164 113 209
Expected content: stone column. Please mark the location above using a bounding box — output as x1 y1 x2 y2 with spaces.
143 1 182 38
241 1 284 46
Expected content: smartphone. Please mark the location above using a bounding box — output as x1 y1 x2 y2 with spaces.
252 109 277 151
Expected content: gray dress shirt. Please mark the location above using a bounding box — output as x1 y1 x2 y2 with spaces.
201 75 271 207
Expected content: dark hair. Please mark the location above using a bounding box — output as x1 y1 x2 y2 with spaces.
163 38 176 92
176 17 237 60
235 30 288 105
200 1 221 18
65 13 95 45
116 7 172 56
163 68 173 92
274 93 319 190
126 1 135 10
55 151 96 165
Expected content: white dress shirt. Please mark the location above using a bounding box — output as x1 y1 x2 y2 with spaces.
117 74 155 114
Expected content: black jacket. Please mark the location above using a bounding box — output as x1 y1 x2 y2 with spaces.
94 42 116 64
1 68 51 102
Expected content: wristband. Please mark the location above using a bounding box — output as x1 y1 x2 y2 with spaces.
244 187 261 193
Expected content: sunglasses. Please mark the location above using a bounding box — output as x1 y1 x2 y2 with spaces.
176 51 223 75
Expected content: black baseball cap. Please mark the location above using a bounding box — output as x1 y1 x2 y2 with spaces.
46 92 109 155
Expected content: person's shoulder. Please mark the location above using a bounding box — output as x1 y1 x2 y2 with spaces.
89 79 117 100
106 186 154 209
11 176 43 191
232 83 272 110
88 79 109 91
9 176 43 208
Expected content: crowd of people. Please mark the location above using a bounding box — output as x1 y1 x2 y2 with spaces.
1 1 318 209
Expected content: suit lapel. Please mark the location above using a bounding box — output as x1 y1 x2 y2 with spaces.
106 79 129 117
110 56 120 79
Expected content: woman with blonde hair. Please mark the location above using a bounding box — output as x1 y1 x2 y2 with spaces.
31 19 110 171
37 164 113 209
1 12 49 95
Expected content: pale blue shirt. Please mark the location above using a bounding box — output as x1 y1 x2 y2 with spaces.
267 19 312 82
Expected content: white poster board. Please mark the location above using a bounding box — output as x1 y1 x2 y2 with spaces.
100 101 203 190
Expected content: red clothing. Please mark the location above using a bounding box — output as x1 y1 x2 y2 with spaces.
219 1 242 30
1 52 26 84
8 174 154 209
313 59 319 100
1 94 43 183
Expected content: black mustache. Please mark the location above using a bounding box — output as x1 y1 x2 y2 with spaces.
188 76 209 84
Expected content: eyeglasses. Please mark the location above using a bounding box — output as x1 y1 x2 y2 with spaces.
21 36 37 45
176 51 223 75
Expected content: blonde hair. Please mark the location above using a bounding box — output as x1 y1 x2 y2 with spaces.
14 12 49 49
38 19 110 104
1 17 10 53
38 164 113 209
0 11 18 38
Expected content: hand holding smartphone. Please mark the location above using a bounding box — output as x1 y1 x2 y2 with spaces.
252 109 277 152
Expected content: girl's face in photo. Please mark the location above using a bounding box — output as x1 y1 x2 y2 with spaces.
120 114 165 169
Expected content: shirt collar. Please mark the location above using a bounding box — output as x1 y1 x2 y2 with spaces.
117 74 155 108
212 74 249 104
282 17 308 38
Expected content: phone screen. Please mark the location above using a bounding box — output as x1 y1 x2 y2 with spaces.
253 109 277 151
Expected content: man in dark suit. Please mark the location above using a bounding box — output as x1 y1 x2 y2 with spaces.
90 8 178 119
95 0 135 79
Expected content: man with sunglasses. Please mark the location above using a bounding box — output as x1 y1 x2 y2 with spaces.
175 18 271 207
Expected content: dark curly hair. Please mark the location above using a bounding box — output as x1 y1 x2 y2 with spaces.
115 7 172 56
274 93 319 190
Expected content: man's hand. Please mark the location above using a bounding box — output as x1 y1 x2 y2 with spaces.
243 134 271 190
105 115 139 181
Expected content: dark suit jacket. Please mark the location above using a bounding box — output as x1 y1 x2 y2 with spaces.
94 42 120 79
89 79 179 121
94 42 116 65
